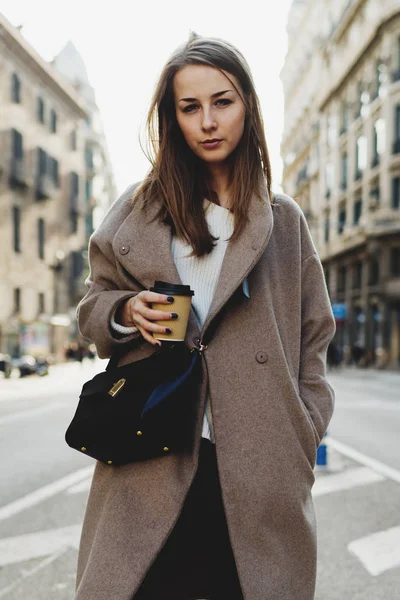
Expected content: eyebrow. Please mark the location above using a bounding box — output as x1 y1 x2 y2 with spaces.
178 89 234 103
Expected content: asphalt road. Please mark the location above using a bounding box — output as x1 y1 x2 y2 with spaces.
0 361 399 599
326 366 400 470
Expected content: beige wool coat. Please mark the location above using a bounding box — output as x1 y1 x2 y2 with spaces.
75 182 336 600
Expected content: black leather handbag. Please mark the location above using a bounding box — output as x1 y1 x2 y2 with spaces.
65 342 202 466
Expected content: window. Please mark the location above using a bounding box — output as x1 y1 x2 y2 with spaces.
369 258 380 286
372 61 383 100
355 135 367 179
372 118 385 166
338 206 346 235
394 105 400 154
38 292 45 314
325 162 334 197
324 217 330 243
398 36 400 70
11 129 23 159
13 206 21 253
353 261 363 289
340 102 349 134
392 177 400 209
50 109 57 133
390 247 400 277
11 73 21 103
370 185 380 209
355 81 363 118
14 288 21 313
353 198 362 225
340 152 348 189
337 266 347 293
38 218 45 260
38 147 47 176
85 146 94 169
48 157 60 187
37 97 45 123
70 172 79 233
71 129 77 151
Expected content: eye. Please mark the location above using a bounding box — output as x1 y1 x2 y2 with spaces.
182 104 198 113
216 98 232 107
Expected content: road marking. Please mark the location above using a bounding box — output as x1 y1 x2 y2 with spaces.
326 437 400 485
312 466 384 497
0 402 67 425
337 400 400 411
348 525 400 576
0 525 81 567
0 547 68 598
0 466 94 522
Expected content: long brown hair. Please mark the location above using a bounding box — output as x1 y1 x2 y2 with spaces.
133 32 273 258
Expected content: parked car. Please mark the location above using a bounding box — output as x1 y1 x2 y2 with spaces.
0 354 12 378
16 355 49 378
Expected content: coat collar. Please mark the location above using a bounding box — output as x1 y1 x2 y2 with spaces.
113 187 274 341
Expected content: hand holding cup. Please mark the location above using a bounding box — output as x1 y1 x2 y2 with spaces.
119 291 177 347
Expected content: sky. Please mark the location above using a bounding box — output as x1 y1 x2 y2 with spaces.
2 0 292 196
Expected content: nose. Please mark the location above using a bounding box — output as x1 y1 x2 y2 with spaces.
201 107 217 132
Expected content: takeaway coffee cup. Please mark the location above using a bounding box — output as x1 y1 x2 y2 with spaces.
149 281 195 342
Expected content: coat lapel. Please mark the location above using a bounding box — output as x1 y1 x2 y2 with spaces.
113 188 274 340
201 190 273 337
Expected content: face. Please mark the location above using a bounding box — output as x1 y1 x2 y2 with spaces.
173 64 247 167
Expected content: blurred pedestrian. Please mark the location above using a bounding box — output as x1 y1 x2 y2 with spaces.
352 341 365 366
74 33 336 600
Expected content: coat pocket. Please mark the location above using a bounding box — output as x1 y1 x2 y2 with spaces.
291 375 320 462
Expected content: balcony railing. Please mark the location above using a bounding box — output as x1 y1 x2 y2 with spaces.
9 157 27 188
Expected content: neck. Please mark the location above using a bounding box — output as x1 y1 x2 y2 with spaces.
206 163 231 209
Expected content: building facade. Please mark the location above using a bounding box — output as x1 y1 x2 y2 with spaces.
281 0 400 369
0 13 89 360
52 41 117 342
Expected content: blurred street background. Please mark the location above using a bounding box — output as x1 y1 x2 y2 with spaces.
0 0 399 598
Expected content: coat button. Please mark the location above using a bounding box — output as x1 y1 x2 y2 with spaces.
120 244 130 255
255 351 268 364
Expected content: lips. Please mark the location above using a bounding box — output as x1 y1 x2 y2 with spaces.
201 139 223 149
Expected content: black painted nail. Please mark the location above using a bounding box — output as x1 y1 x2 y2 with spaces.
165 328 172 334
171 313 178 319
167 296 174 303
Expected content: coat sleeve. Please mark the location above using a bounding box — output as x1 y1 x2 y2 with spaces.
76 234 143 359
76 183 144 359
299 251 336 443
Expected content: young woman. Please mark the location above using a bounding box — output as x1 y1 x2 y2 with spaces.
75 32 336 600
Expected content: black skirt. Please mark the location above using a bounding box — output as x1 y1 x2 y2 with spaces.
133 438 244 600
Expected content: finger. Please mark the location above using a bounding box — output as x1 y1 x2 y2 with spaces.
137 325 161 347
142 291 175 304
133 313 172 335
140 307 177 321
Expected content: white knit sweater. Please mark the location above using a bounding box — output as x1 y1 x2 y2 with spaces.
171 199 234 443
111 198 234 444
